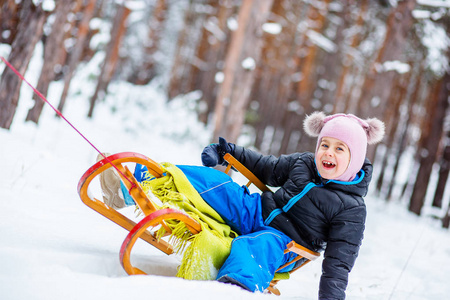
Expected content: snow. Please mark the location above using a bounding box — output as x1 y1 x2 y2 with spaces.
227 17 238 32
417 0 450 8
420 19 450 76
123 0 147 11
262 23 282 35
412 9 432 19
205 19 227 42
305 30 337 53
375 61 411 74
215 71 225 83
242 57 256 70
1 45 450 300
33 0 55 12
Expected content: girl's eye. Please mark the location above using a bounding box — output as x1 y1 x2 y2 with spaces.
321 144 328 148
337 147 343 151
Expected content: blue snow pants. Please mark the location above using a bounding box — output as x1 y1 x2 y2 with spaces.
177 165 295 292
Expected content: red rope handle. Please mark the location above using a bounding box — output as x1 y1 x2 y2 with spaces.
0 56 137 190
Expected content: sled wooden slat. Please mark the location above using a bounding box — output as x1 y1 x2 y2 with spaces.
223 153 271 192
285 240 320 261
275 241 320 277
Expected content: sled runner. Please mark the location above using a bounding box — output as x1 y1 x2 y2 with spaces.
77 152 319 295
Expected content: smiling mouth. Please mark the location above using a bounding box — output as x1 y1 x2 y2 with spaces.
322 161 336 169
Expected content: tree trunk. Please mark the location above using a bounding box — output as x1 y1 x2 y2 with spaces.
433 130 449 209
443 206 450 229
212 0 274 143
409 73 449 215
57 0 97 114
187 0 219 93
296 0 332 106
278 1 332 154
333 0 369 113
167 0 203 100
386 61 424 201
357 0 416 119
197 1 235 124
130 0 168 85
355 0 415 164
433 24 450 211
319 0 355 110
375 73 408 195
0 0 21 45
88 4 130 117
252 0 304 154
26 0 73 124
0 2 48 129
432 68 450 209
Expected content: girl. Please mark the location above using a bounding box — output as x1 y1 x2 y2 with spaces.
200 112 385 299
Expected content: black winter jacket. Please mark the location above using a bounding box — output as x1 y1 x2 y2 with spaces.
231 145 370 300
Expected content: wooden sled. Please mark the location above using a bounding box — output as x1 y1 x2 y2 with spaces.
77 152 319 295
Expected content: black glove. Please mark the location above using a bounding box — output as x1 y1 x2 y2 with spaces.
201 137 234 167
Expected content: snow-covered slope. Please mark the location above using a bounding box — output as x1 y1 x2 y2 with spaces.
1 48 449 300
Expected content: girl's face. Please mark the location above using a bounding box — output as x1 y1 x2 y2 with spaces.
315 137 351 180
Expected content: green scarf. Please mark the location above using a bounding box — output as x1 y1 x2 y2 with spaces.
140 163 235 280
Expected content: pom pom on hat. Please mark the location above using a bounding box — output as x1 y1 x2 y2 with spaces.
365 118 385 145
303 111 326 137
303 111 385 181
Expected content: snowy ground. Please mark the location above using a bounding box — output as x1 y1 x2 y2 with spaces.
1 50 450 300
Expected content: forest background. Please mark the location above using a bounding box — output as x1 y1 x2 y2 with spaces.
0 0 449 228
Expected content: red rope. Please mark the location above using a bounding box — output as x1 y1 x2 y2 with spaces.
0 56 136 190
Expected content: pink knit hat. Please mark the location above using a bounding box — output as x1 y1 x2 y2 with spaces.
303 112 385 181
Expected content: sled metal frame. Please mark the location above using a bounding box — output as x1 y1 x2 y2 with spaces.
77 152 319 295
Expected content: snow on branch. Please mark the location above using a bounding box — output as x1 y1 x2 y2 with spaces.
306 30 337 53
416 0 450 8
